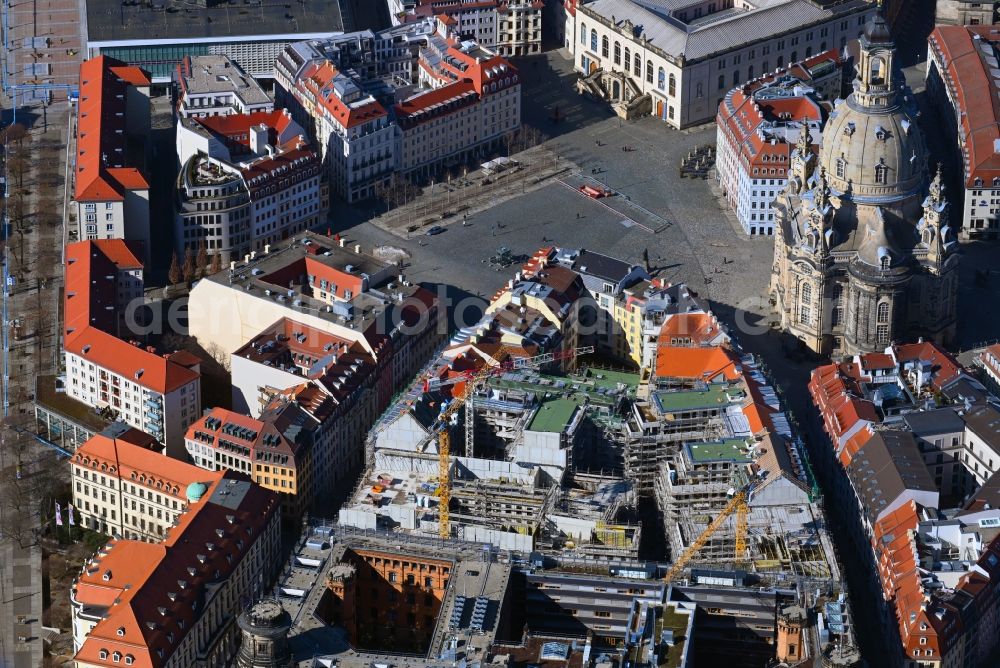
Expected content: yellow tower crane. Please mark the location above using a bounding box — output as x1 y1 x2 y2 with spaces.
664 484 752 583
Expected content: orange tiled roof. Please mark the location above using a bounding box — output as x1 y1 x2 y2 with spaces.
73 433 219 500
64 326 199 395
75 56 151 202
654 345 741 381
657 313 723 347
73 472 280 668
929 26 1000 186
64 239 143 336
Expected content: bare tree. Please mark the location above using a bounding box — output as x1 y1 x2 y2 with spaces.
182 248 196 284
168 252 182 285
195 242 208 279
209 252 221 275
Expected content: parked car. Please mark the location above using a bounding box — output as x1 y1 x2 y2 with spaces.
425 226 445 235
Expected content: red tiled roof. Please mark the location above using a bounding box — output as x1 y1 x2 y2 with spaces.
64 239 143 336
75 56 151 201
893 341 963 390
73 434 219 500
657 313 723 347
299 61 387 130
73 472 279 668
64 327 199 394
655 345 741 381
929 26 1000 186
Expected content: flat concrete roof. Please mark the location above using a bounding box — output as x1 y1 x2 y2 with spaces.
85 0 344 43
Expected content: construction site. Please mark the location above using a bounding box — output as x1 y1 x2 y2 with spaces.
331 246 838 585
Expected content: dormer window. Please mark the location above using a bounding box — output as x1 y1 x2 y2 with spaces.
843 122 855 137
875 126 888 141
116 627 125 637
875 162 888 185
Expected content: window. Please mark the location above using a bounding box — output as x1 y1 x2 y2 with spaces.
624 47 631 69
580 23 586 45
875 162 888 185
877 301 889 323
733 70 740 86
799 282 812 325
657 67 665 90
590 29 597 52
614 41 621 64
634 53 641 76
602 35 609 57
668 73 676 96
836 157 846 179
646 60 653 83
877 324 889 345
718 74 725 90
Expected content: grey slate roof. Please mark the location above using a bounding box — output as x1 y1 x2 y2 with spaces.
901 408 966 438
579 0 866 61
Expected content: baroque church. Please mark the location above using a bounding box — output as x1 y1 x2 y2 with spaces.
769 11 959 357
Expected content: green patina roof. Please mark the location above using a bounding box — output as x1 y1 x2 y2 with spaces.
652 384 737 414
684 438 751 464
527 397 584 433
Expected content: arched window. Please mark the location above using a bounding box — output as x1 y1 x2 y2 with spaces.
870 56 885 84
790 51 798 63
718 74 725 90
799 282 812 325
580 23 586 45
747 65 754 80
805 46 813 58
875 162 888 185
658 67 665 90
696 82 703 98
590 29 597 52
624 47 631 69
614 41 621 65
646 60 654 83
732 69 740 87
777 55 784 68
602 35 609 57
634 53 641 76
877 301 890 323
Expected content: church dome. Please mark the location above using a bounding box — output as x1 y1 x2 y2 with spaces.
817 10 926 205
818 99 926 203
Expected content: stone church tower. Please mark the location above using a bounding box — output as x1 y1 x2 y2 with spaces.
769 10 958 357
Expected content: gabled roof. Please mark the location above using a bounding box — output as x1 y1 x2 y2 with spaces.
64 239 143 336
64 326 200 395
73 472 279 668
655 345 741 381
75 56 151 202
73 434 219 500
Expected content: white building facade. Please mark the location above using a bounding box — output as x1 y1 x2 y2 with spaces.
567 0 873 129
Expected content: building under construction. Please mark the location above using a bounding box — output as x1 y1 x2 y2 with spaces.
338 352 642 557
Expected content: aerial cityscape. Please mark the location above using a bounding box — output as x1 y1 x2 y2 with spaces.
4 0 1000 666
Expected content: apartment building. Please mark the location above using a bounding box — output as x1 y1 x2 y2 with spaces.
74 56 152 260
926 25 1000 240
716 50 844 236
185 405 316 519
71 429 222 540
63 240 202 458
809 342 1000 668
174 55 273 118
409 0 542 55
567 0 873 128
64 239 143 340
70 473 281 666
977 343 1000 390
275 16 520 202
174 111 324 262
187 231 444 417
